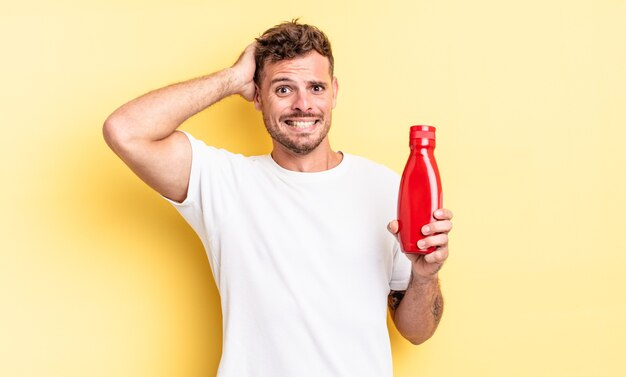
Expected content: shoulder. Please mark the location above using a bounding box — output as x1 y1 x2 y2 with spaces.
183 131 260 167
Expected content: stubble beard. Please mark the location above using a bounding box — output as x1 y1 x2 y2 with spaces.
263 113 332 155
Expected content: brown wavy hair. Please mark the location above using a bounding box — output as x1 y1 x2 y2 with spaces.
254 19 334 86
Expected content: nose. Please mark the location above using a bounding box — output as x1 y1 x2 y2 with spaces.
292 91 313 112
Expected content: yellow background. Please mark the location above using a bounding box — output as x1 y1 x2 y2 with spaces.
2 0 625 376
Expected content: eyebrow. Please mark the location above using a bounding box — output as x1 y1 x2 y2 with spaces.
269 77 328 86
269 77 295 86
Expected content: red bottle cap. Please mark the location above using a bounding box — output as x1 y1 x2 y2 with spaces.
410 125 436 140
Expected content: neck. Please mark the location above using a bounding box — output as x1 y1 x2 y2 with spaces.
271 140 343 172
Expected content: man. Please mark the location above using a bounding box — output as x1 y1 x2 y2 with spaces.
104 20 453 377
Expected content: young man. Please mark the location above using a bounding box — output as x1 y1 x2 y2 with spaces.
104 21 453 377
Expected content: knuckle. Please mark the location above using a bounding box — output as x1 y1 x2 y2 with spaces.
431 220 452 234
432 234 447 246
445 220 453 231
441 234 449 244
438 247 449 258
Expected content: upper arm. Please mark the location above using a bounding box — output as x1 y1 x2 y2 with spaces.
103 125 192 203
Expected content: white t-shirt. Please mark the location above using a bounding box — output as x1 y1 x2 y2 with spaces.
167 132 411 377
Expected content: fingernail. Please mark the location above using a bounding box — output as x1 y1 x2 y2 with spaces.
422 225 430 235
417 240 426 249
435 210 443 217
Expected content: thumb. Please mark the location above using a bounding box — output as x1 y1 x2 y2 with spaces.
387 220 399 235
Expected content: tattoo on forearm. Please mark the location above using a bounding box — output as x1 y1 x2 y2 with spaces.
389 277 444 329
388 290 406 313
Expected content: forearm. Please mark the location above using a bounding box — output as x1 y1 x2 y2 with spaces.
104 68 241 143
391 273 444 345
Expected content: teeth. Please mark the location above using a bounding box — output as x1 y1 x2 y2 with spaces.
287 120 316 128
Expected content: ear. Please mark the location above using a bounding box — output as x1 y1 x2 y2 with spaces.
332 76 339 109
253 84 262 111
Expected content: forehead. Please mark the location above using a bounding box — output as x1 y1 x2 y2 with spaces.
260 52 332 86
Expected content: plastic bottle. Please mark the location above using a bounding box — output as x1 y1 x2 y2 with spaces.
397 125 443 254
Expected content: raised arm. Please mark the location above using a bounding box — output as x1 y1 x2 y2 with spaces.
387 209 453 345
102 43 257 202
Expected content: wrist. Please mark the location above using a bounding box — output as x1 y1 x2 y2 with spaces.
224 66 254 97
220 68 243 96
409 271 439 286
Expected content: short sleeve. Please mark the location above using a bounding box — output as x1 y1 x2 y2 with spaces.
161 131 244 247
162 131 202 208
389 242 412 291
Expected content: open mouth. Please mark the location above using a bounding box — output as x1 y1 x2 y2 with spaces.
284 119 319 129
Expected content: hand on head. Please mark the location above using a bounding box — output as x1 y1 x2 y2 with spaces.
231 42 258 102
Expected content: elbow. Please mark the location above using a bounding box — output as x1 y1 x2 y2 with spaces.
406 335 426 346
394 316 440 346
402 327 436 346
102 113 132 153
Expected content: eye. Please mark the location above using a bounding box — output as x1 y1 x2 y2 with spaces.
276 86 292 96
311 85 325 93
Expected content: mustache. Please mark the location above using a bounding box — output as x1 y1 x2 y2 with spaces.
280 112 322 121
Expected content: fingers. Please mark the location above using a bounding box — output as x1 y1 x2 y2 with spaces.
231 42 259 102
421 220 452 236
387 220 399 235
423 246 448 264
412 209 453 275
235 42 258 64
244 41 258 53
433 208 453 220
421 208 453 237
417 233 449 251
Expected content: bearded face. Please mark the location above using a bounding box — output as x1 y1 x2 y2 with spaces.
254 51 338 156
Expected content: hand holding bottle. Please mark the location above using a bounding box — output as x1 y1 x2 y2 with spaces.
388 208 453 281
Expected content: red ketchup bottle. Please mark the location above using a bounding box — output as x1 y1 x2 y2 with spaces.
397 125 443 254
